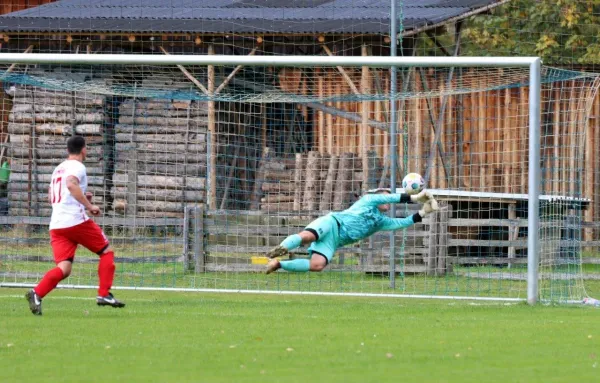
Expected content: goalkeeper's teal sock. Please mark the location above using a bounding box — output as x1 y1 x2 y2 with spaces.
280 259 310 272
280 234 302 251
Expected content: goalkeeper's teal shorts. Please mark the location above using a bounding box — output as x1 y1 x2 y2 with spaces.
304 214 340 264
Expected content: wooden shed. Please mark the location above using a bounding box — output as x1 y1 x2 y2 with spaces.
0 0 598 273
0 0 530 212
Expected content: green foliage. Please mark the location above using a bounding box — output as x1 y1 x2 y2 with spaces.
462 0 600 64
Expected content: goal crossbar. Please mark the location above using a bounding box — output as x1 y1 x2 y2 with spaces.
0 53 540 68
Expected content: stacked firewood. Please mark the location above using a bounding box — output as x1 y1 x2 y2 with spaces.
111 98 207 218
6 84 108 217
253 149 382 213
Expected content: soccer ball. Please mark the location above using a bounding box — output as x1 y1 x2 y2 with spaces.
402 173 424 195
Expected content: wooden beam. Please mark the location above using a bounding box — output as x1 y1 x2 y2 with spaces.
318 74 325 153
230 78 388 131
418 68 452 185
361 44 370 192
1 45 33 79
219 140 242 210
207 44 217 210
425 31 451 56
423 21 463 184
214 46 258 95
322 44 360 95
159 46 208 95
0 135 9 167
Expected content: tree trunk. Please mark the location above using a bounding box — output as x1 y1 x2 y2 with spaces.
115 124 207 135
261 194 295 203
115 142 206 153
115 163 206 176
112 187 204 202
260 202 295 212
333 153 354 210
115 132 205 144
293 153 305 211
303 151 322 211
320 154 338 211
112 174 205 190
262 182 295 193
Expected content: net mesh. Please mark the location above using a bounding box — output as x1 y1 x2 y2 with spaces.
0 60 598 302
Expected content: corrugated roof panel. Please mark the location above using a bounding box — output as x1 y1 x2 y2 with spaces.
0 0 502 34
227 0 336 7
0 16 428 33
405 6 468 22
320 0 493 8
407 0 502 7
1 7 407 20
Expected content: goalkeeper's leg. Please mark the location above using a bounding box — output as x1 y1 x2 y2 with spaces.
265 215 336 259
266 251 331 274
266 216 338 274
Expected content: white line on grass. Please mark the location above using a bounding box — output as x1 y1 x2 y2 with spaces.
1 282 526 302
0 295 153 302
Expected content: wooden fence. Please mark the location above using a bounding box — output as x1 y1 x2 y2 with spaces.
189 204 599 276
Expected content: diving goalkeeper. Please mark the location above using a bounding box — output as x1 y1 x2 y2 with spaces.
265 188 439 274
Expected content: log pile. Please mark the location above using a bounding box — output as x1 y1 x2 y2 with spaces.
253 152 297 213
111 98 207 218
256 149 382 212
6 84 108 217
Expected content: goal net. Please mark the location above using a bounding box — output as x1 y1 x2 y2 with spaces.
0 55 598 303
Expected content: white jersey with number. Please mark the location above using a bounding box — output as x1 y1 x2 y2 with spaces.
49 159 89 230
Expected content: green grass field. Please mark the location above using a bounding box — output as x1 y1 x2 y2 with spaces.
1 288 599 383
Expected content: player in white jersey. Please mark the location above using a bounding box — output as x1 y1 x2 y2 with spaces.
25 136 125 315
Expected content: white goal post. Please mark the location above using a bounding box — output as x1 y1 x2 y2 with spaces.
0 53 543 304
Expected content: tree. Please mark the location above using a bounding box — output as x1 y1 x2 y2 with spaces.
462 0 600 65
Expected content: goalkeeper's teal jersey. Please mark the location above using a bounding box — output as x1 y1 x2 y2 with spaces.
330 194 417 247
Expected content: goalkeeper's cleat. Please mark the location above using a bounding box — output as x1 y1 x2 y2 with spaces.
266 245 291 259
265 259 281 274
25 289 42 316
96 292 126 308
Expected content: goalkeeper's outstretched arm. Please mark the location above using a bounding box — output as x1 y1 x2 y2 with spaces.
355 189 434 209
377 197 440 232
353 193 410 208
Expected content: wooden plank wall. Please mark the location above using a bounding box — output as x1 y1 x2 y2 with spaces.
279 68 600 236
0 0 56 15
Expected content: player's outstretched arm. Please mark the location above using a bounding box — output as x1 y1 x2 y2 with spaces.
66 176 100 215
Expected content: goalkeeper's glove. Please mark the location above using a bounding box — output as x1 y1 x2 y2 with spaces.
418 198 439 218
410 190 433 204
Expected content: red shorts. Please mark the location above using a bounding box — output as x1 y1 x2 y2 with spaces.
50 219 110 263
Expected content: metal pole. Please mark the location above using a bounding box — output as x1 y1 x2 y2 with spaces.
206 129 212 210
389 0 398 289
527 58 542 305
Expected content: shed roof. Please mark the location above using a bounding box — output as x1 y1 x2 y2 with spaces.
0 0 506 35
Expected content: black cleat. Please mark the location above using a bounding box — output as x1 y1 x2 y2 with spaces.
25 290 42 316
96 292 125 308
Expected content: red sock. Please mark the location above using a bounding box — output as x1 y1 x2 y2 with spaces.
34 267 65 298
98 251 115 297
